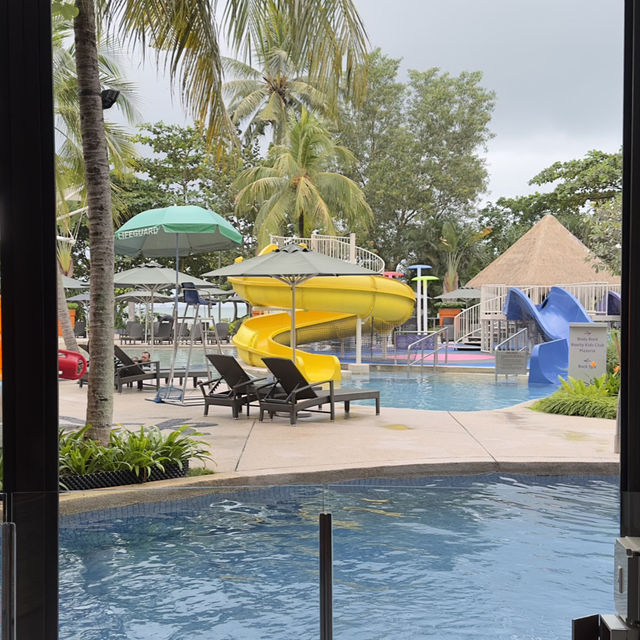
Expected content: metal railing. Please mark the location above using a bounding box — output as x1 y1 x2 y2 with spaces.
454 303 480 343
270 233 385 273
494 327 529 352
480 282 622 320
493 327 529 380
407 326 450 368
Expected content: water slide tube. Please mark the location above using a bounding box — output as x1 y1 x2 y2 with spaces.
229 275 415 382
503 286 593 384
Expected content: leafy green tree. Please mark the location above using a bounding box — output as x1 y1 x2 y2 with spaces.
234 109 372 248
479 149 622 264
339 50 495 271
70 0 369 443
587 194 622 274
113 122 261 269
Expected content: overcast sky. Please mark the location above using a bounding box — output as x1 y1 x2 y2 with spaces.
116 0 624 202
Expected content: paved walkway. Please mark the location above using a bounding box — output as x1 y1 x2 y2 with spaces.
59 378 618 488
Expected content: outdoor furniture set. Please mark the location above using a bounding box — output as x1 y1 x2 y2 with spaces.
199 354 380 425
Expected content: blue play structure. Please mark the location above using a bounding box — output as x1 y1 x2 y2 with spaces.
503 287 593 385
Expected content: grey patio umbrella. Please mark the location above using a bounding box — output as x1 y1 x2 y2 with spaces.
114 267 212 346
116 290 173 342
62 275 88 288
435 287 481 300
205 244 376 363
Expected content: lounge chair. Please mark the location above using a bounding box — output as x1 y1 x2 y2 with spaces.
198 354 271 418
121 321 144 344
112 345 161 392
260 357 380 425
259 357 336 425
153 320 173 344
215 322 230 343
77 344 161 392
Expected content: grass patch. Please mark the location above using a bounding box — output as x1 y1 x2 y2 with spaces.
530 393 618 419
186 467 215 477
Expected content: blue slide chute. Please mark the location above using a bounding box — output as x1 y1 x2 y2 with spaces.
503 286 593 384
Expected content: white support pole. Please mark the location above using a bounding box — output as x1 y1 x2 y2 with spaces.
349 233 356 264
423 280 429 332
355 317 363 364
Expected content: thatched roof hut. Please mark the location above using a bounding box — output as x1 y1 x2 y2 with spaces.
466 215 619 287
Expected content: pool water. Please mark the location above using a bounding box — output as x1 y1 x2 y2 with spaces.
345 371 557 411
125 346 556 411
59 475 617 640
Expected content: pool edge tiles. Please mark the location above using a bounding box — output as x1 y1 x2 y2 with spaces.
58 461 620 516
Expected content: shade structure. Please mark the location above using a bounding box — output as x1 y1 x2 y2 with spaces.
61 275 88 288
466 214 619 287
66 292 90 302
115 209 242 367
113 266 211 289
114 267 213 346
114 205 242 258
206 244 377 363
412 275 439 332
115 290 173 303
435 287 481 300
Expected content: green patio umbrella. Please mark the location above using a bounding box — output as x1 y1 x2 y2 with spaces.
114 205 242 258
115 207 242 364
205 244 376 363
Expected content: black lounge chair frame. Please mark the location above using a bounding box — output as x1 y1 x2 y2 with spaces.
198 354 270 418
77 344 161 392
259 357 380 425
259 357 336 425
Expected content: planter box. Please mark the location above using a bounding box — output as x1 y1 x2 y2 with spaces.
60 461 189 491
438 307 462 326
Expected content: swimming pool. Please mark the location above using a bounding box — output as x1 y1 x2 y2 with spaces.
344 371 557 411
59 475 617 639
125 347 557 411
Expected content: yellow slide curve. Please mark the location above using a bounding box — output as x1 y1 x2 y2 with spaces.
229 275 415 382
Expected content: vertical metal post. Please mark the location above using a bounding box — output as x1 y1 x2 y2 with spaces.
319 513 333 640
0 1 59 639
355 317 362 365
621 0 640 537
2 523 16 640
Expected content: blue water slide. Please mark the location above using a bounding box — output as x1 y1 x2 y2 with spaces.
607 290 621 316
503 286 593 384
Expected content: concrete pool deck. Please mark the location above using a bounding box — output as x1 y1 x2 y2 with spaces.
58 378 618 493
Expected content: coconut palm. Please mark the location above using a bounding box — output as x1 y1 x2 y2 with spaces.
54 13 138 354
223 6 330 144
70 0 368 443
440 219 491 293
235 109 372 248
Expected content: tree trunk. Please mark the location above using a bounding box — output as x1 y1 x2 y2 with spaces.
74 0 114 445
56 264 80 352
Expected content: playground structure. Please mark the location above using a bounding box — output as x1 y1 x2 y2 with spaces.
228 235 414 382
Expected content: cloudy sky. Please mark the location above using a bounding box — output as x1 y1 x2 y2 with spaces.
116 0 624 201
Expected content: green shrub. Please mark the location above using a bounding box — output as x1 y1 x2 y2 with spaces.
530 393 618 419
530 374 619 419
58 425 213 480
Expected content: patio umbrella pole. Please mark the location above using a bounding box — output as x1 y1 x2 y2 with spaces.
291 279 297 363
168 235 181 386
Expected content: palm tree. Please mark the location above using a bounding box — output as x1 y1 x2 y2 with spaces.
234 109 372 248
54 13 138 354
440 219 491 293
71 0 368 443
223 5 330 144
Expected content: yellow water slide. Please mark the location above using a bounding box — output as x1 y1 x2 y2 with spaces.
229 275 415 382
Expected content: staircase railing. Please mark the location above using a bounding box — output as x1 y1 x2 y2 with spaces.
270 233 385 273
454 303 480 343
407 326 450 368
